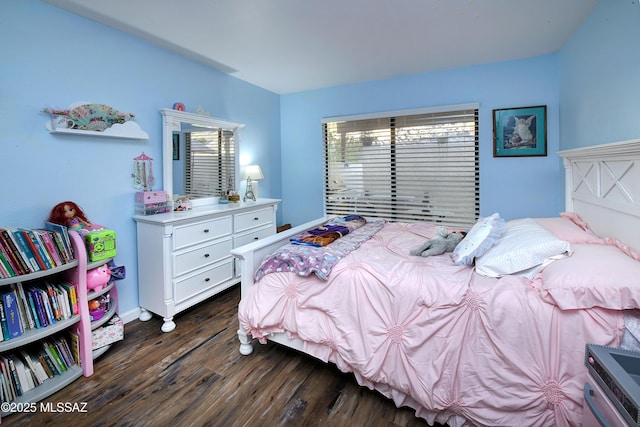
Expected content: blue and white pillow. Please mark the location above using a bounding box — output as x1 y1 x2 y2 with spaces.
452 213 505 265
475 218 572 279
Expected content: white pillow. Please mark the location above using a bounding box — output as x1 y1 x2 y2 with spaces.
475 218 572 279
452 213 505 265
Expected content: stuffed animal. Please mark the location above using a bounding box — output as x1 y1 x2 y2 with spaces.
410 227 466 257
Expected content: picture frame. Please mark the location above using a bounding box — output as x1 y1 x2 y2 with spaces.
492 105 547 157
172 134 180 160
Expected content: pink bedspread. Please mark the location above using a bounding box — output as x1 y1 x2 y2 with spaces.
238 222 625 427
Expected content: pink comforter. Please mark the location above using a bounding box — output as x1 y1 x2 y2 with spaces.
238 222 624 427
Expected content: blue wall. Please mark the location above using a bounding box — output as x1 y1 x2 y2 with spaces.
1 0 638 319
281 56 562 226
559 0 640 149
0 1 281 317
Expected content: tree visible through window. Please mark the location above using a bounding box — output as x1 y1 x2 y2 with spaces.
323 105 479 228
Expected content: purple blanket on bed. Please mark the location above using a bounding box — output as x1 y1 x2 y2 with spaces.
255 218 386 280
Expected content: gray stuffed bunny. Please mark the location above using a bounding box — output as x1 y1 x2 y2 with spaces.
410 227 465 257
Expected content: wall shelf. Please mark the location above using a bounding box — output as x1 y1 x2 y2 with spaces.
45 120 149 140
43 102 149 140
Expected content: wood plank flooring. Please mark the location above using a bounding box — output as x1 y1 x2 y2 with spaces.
7 286 441 427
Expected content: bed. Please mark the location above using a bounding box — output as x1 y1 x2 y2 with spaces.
231 138 640 427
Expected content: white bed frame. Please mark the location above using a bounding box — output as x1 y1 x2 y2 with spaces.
231 138 640 355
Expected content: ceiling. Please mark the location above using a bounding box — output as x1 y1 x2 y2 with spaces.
44 0 597 95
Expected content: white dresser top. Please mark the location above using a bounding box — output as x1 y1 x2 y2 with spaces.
133 198 280 225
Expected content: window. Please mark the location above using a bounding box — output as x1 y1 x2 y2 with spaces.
184 128 236 198
323 104 479 228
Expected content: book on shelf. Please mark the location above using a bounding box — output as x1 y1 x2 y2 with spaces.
45 282 61 321
20 229 48 271
41 341 66 374
37 347 57 378
0 355 14 401
48 229 71 265
61 282 78 315
19 350 45 386
14 283 36 330
52 336 74 367
0 248 13 278
0 257 10 279
8 229 40 273
0 333 78 402
44 222 74 261
12 357 33 393
25 289 41 329
0 225 75 278
54 283 71 319
2 290 23 340
0 370 10 403
69 331 79 366
35 229 63 267
40 287 56 325
0 236 21 277
0 229 31 275
0 301 7 341
17 280 74 328
28 288 48 328
23 229 52 270
2 355 22 397
8 285 28 335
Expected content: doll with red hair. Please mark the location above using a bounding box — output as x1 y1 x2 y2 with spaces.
48 201 93 234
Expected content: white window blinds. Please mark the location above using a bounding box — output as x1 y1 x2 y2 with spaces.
323 105 479 228
185 129 236 198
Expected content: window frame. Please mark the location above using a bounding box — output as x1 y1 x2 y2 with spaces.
321 103 480 227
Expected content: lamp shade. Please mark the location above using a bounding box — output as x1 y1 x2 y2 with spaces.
242 164 264 180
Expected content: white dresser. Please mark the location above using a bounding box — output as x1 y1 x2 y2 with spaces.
133 199 280 332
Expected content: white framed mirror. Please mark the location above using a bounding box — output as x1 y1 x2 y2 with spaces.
161 109 245 206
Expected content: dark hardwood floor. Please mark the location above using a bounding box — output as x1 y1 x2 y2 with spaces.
6 286 440 427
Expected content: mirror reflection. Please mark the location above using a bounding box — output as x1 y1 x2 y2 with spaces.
161 109 244 205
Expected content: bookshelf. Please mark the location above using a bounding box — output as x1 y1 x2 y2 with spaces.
0 231 95 417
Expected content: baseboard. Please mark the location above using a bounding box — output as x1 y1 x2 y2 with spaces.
119 307 142 324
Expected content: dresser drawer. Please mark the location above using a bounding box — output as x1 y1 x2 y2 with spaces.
173 216 232 250
234 224 274 247
174 261 234 305
234 208 273 233
173 237 232 277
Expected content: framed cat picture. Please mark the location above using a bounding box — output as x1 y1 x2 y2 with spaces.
493 105 547 157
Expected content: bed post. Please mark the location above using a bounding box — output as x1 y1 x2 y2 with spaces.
234 246 257 356
237 327 254 355
562 157 574 212
231 217 330 355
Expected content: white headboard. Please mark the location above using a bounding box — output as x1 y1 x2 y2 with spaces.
558 138 640 253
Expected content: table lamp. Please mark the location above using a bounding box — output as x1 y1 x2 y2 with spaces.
242 164 264 201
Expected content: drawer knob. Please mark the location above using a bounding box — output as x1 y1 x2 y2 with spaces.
254 237 259 240
205 277 210 282
203 229 210 233
204 253 210 258
254 217 259 221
